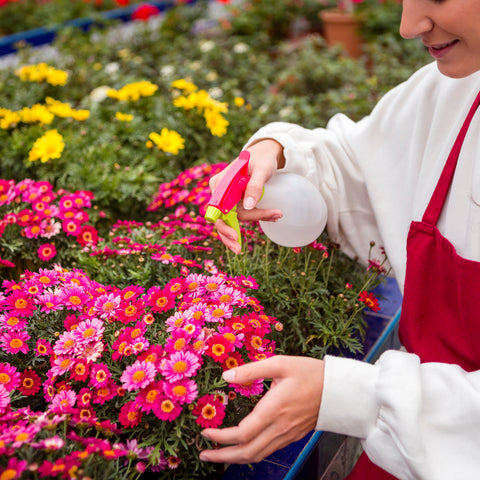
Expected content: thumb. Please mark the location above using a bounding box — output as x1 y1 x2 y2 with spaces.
222 356 283 384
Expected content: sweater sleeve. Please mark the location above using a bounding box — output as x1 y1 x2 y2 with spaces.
317 351 480 479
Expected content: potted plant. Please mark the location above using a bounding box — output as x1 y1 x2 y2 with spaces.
319 0 364 58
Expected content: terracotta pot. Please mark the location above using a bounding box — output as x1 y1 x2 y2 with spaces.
319 9 363 58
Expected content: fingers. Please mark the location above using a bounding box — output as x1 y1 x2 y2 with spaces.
200 357 325 464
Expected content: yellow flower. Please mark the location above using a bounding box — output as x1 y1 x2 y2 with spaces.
148 128 185 155
115 112 134 122
45 97 90 121
108 81 158 101
15 63 68 86
171 79 198 93
28 129 65 163
0 109 21 129
19 105 54 125
234 96 245 107
204 109 229 137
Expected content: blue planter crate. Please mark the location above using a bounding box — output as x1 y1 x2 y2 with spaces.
0 0 197 56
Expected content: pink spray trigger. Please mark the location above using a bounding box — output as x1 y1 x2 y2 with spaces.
205 151 251 248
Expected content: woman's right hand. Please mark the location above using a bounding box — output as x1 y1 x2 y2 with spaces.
208 139 286 253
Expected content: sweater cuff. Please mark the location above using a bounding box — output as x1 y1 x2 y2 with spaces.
315 355 380 439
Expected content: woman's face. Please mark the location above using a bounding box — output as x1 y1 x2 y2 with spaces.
400 0 480 78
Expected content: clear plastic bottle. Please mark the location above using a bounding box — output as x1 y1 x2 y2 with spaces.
257 172 327 247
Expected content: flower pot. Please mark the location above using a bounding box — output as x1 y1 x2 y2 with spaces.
320 9 363 58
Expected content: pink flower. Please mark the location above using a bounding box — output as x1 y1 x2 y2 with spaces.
0 330 30 354
0 384 10 413
76 225 99 247
53 331 77 356
94 293 121 319
164 379 198 405
0 363 20 391
152 394 182 421
119 400 142 428
72 318 105 344
3 290 36 317
60 286 89 311
192 394 226 428
35 291 62 313
135 380 163 412
160 350 201 382
89 363 112 388
1 457 28 479
230 378 265 397
50 390 77 414
120 360 156 391
37 242 56 261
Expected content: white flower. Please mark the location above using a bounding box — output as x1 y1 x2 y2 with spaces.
89 86 111 103
160 65 175 77
208 87 223 99
233 42 249 54
199 40 215 52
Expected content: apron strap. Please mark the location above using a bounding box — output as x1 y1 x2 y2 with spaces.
423 90 480 225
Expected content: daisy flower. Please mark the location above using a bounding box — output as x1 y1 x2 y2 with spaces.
11 424 41 448
0 363 20 391
73 317 105 344
18 369 41 396
152 394 182 421
94 293 121 319
231 378 265 397
3 290 36 317
163 379 198 405
205 334 234 363
0 330 30 354
119 400 142 428
192 394 225 428
1 457 28 479
35 291 62 313
0 384 10 413
53 330 77 356
35 338 53 356
120 360 156 391
146 286 175 313
60 286 89 311
160 350 201 382
50 389 77 414
89 363 111 388
135 380 163 413
37 242 57 261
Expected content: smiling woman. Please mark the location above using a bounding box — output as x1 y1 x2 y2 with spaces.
203 0 480 478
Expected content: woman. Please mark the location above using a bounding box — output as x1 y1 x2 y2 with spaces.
199 1 480 478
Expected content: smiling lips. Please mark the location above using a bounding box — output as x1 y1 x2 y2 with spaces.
426 39 459 58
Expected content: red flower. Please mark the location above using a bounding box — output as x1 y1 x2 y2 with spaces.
76 225 99 247
206 334 234 362
37 242 56 261
358 290 380 312
18 369 41 396
192 394 225 428
131 3 160 21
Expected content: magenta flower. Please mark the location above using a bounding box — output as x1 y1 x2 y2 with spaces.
164 379 198 405
152 394 182 422
3 290 36 317
160 350 201 382
0 362 20 391
230 378 265 397
37 242 57 261
50 389 77 414
0 384 10 413
120 360 156 391
72 317 105 344
192 394 226 428
135 380 164 412
94 293 121 319
0 330 30 354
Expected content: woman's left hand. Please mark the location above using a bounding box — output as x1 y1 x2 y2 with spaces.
199 355 325 464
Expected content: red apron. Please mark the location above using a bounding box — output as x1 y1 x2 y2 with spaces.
346 90 480 480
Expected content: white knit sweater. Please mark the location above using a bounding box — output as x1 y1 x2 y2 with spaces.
246 62 480 479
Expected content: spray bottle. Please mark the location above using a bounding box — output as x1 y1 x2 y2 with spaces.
205 151 328 248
